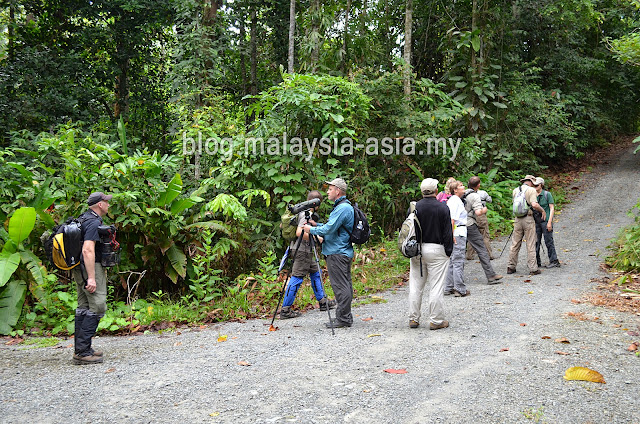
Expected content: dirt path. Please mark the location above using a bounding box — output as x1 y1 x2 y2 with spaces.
1 144 639 424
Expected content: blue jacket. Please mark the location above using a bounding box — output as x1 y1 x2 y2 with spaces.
310 196 354 258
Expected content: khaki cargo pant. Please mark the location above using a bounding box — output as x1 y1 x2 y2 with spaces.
507 213 538 272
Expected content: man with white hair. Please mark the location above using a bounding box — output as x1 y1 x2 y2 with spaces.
407 178 453 330
304 178 354 329
534 177 560 268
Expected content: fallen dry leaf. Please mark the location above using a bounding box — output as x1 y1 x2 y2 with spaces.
500 348 510 352
268 325 278 332
527 291 534 294
238 361 251 366
367 334 382 338
361 317 373 321
628 343 638 352
570 299 582 304
173 341 182 346
5 338 23 346
210 412 220 417
523 279 532 283
555 338 570 344
555 351 570 355
383 369 407 374
520 323 527 326
105 368 116 373
542 336 551 339
217 335 228 342
564 366 606 384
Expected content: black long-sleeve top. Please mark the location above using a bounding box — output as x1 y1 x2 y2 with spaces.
415 196 454 257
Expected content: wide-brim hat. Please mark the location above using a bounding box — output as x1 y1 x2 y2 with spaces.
519 175 536 184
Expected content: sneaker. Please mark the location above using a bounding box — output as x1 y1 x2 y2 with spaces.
507 267 516 274
453 289 470 297
430 320 449 330
409 320 419 328
546 261 561 268
73 353 103 365
318 298 337 311
280 307 302 319
89 348 103 357
530 269 542 275
325 320 351 328
487 275 503 285
444 290 454 296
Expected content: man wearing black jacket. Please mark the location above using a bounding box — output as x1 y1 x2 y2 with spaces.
408 178 453 330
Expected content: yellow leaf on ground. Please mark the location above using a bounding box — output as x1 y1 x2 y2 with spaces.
367 334 382 337
563 366 606 383
217 335 228 342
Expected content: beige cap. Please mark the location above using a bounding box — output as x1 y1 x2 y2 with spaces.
535 177 545 186
420 178 439 196
325 178 347 192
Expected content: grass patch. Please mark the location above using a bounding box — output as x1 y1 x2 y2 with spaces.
19 337 61 349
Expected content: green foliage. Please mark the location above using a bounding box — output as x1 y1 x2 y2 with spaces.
607 200 640 272
0 207 45 334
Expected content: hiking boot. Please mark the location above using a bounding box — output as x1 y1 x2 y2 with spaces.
325 320 351 328
409 320 419 328
487 275 503 285
73 353 103 365
280 307 301 319
453 289 470 297
89 348 103 357
530 269 542 275
318 298 336 311
430 320 449 330
507 267 516 274
546 261 561 268
444 290 454 296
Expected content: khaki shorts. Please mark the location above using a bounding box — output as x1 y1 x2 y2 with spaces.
291 251 320 277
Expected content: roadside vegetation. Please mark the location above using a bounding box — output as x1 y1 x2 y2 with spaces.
0 0 638 336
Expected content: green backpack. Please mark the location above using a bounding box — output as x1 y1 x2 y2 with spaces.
280 211 298 241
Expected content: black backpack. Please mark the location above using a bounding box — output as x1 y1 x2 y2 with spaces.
350 203 370 245
44 217 84 271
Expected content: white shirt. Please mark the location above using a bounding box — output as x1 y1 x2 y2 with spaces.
447 195 467 238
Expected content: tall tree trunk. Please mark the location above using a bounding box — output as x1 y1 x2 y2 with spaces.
8 1 15 61
403 0 413 98
310 0 320 73
288 0 295 73
250 6 257 96
240 16 247 96
341 0 352 74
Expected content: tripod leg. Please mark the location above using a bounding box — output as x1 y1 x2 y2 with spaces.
310 234 334 335
498 228 514 259
270 234 305 327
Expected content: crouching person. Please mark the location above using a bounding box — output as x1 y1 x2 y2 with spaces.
72 192 112 365
280 190 336 319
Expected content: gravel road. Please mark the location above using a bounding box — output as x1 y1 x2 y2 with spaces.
2 145 639 424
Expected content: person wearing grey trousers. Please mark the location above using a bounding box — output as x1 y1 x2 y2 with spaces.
445 181 470 296
465 177 503 285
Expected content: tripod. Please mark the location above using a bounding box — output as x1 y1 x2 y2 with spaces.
270 209 335 335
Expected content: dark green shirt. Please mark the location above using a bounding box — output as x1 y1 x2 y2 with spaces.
537 190 554 222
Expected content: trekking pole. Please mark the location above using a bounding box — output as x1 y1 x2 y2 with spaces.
270 235 304 328
498 227 514 259
311 234 334 336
